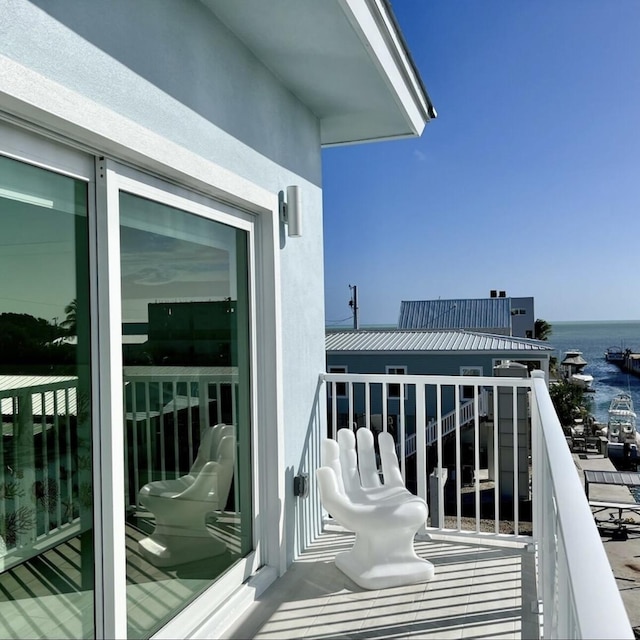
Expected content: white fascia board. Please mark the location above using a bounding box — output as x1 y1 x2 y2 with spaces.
338 0 432 137
320 128 422 149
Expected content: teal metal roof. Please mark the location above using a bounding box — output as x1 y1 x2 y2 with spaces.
398 298 512 331
326 329 554 353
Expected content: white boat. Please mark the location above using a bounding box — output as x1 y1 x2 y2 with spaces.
561 350 593 390
607 393 637 444
569 372 594 390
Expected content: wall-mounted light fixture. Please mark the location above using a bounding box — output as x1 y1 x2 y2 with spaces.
279 186 302 238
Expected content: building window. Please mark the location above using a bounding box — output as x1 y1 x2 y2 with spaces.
328 365 348 397
386 365 407 398
460 366 482 400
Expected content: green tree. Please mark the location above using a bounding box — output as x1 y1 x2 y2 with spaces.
549 379 591 428
0 312 71 371
534 318 552 341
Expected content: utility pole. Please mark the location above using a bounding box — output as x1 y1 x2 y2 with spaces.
348 284 359 330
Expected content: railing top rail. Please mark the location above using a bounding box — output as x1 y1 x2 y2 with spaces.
0 376 77 397
321 371 534 389
530 371 633 639
123 366 238 382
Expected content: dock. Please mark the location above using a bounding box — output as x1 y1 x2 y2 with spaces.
573 450 640 634
611 350 640 378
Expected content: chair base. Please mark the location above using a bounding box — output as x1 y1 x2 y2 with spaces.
335 551 435 590
139 531 227 567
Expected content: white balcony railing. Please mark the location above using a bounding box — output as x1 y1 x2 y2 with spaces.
0 375 84 569
322 370 633 640
1 369 633 638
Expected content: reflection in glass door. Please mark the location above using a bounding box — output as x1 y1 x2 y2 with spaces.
119 192 252 638
0 155 94 638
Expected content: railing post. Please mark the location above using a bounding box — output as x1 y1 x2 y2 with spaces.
473 384 481 532
416 382 427 513
530 371 542 543
15 390 36 548
436 385 444 529
398 383 406 481
454 384 461 531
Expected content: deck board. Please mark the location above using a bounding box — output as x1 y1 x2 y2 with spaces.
223 527 539 640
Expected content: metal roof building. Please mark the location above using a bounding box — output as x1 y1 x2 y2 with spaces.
398 299 511 333
326 328 554 382
398 296 535 338
326 329 554 354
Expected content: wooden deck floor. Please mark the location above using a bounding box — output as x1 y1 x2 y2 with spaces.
0 514 242 639
223 526 540 640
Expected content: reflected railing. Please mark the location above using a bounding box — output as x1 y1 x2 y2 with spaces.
0 375 86 569
0 368 238 569
321 370 633 640
122 366 238 504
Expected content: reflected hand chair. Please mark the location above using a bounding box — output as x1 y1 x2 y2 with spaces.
317 427 434 589
138 423 235 567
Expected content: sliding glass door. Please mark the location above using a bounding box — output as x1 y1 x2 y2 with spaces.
0 154 94 638
118 191 253 638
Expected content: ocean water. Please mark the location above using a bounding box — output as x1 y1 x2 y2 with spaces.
548 320 640 425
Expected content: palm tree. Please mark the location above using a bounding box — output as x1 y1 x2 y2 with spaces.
534 318 552 341
60 298 77 336
549 379 591 428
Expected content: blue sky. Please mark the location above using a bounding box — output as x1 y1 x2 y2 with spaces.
322 1 640 326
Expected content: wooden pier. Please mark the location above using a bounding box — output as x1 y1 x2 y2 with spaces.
612 349 640 378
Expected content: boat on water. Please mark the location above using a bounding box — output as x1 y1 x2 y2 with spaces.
605 346 625 363
607 392 637 445
561 350 594 390
605 392 639 469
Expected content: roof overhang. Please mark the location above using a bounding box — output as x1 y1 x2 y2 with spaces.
200 0 435 146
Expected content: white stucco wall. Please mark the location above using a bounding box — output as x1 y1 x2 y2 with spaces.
0 0 325 565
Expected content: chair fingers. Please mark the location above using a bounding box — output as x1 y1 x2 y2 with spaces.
356 428 381 488
379 431 405 488
337 428 360 494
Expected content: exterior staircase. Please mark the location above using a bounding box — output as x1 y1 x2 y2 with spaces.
401 390 487 457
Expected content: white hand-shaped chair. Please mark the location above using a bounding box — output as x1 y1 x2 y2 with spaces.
138 423 235 567
317 427 434 589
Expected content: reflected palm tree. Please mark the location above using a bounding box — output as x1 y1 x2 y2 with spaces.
60 298 77 336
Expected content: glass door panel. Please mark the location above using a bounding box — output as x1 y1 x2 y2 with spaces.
119 192 252 639
0 155 94 639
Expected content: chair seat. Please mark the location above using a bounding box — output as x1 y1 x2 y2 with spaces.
139 476 194 500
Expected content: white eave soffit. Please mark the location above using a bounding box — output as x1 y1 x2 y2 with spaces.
200 0 435 146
